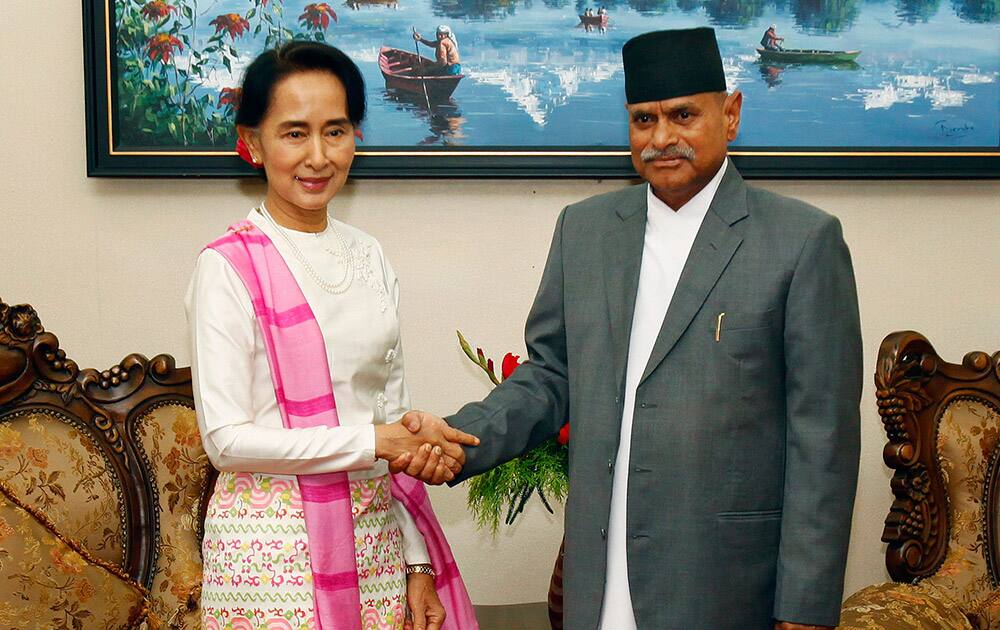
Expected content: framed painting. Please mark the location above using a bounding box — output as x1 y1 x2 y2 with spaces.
84 0 999 178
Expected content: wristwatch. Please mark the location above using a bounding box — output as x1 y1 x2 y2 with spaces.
405 563 436 578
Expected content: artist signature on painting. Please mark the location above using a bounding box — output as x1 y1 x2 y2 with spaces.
934 119 975 138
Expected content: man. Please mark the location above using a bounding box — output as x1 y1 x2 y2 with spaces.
762 24 785 51
401 27 861 629
413 25 461 75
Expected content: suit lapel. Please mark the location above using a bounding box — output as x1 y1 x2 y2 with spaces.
638 164 749 386
602 185 648 393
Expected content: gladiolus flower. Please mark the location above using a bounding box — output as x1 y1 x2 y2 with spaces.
141 1 177 20
557 423 570 445
299 3 338 30
210 13 251 39
219 87 242 110
146 33 183 63
501 353 521 380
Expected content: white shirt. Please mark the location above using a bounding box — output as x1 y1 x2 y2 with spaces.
185 209 429 564
599 159 729 628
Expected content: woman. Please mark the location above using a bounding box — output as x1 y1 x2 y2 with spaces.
186 42 478 630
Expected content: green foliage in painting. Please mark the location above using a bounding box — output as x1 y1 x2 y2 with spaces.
114 1 333 149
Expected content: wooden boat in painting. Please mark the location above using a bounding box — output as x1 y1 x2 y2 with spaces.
755 47 861 63
578 13 609 27
378 47 463 100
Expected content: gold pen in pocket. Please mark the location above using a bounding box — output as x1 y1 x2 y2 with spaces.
715 312 725 342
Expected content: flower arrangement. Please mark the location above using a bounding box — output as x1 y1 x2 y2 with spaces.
458 332 569 533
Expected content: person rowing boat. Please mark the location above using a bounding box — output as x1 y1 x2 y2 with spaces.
412 25 461 76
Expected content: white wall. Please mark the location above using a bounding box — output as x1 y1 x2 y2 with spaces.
2 2 999 606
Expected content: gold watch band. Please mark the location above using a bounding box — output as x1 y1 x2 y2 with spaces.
405 563 436 577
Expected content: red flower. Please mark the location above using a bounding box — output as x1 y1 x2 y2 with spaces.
141 1 177 20
299 3 338 30
219 87 242 110
210 13 251 39
557 423 570 445
501 353 521 380
146 33 183 63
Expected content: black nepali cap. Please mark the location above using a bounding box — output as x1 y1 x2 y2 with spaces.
622 27 727 104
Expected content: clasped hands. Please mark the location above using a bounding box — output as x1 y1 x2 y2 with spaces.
374 411 479 484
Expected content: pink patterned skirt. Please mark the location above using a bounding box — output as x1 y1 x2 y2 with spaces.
201 471 407 629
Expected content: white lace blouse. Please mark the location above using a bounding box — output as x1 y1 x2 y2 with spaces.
185 208 429 564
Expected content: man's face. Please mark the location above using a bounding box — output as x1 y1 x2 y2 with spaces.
627 90 742 209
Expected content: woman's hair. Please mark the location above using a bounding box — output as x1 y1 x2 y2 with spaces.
236 41 366 128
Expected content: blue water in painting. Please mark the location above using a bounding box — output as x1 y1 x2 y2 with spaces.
173 0 998 147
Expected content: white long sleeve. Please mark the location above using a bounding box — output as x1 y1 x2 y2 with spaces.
185 211 429 564
186 249 378 475
379 254 430 566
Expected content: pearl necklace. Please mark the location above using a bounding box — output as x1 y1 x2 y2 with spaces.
256 203 355 295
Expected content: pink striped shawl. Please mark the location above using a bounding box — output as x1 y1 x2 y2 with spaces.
207 220 477 630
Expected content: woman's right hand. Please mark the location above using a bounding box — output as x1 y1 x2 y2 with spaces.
375 411 480 482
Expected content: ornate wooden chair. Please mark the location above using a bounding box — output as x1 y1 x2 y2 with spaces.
0 298 217 628
841 331 1000 629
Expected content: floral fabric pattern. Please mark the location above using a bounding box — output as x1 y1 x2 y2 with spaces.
0 481 149 630
0 411 124 568
928 399 1000 611
202 472 406 630
134 404 214 628
842 398 1000 628
840 582 974 629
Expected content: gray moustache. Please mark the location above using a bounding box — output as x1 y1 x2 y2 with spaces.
641 146 695 163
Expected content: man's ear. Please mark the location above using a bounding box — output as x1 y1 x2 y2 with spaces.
724 91 743 142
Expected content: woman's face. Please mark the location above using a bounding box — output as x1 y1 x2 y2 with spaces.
240 70 356 224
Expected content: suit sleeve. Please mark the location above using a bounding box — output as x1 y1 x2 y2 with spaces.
773 214 863 626
448 208 571 483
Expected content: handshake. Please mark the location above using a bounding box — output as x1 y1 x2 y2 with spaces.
373 411 481 485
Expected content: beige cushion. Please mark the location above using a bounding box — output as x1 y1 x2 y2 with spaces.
0 410 125 568
840 582 974 629
0 481 150 629
133 403 213 628
926 398 1000 610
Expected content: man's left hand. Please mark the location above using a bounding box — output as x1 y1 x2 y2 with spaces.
775 622 833 630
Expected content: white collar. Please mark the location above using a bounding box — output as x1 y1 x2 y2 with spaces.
646 157 729 219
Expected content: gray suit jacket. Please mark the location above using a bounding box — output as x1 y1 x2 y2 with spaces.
449 164 862 629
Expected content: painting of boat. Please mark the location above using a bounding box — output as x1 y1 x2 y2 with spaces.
755 48 861 63
378 47 464 100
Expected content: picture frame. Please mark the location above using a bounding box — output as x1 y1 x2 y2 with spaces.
83 0 999 179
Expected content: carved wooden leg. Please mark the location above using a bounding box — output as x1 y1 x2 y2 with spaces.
548 536 565 629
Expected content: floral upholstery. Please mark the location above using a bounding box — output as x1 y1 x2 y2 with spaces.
0 410 125 568
0 481 149 629
844 398 1000 628
133 403 214 629
839 582 974 629
926 399 1000 616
